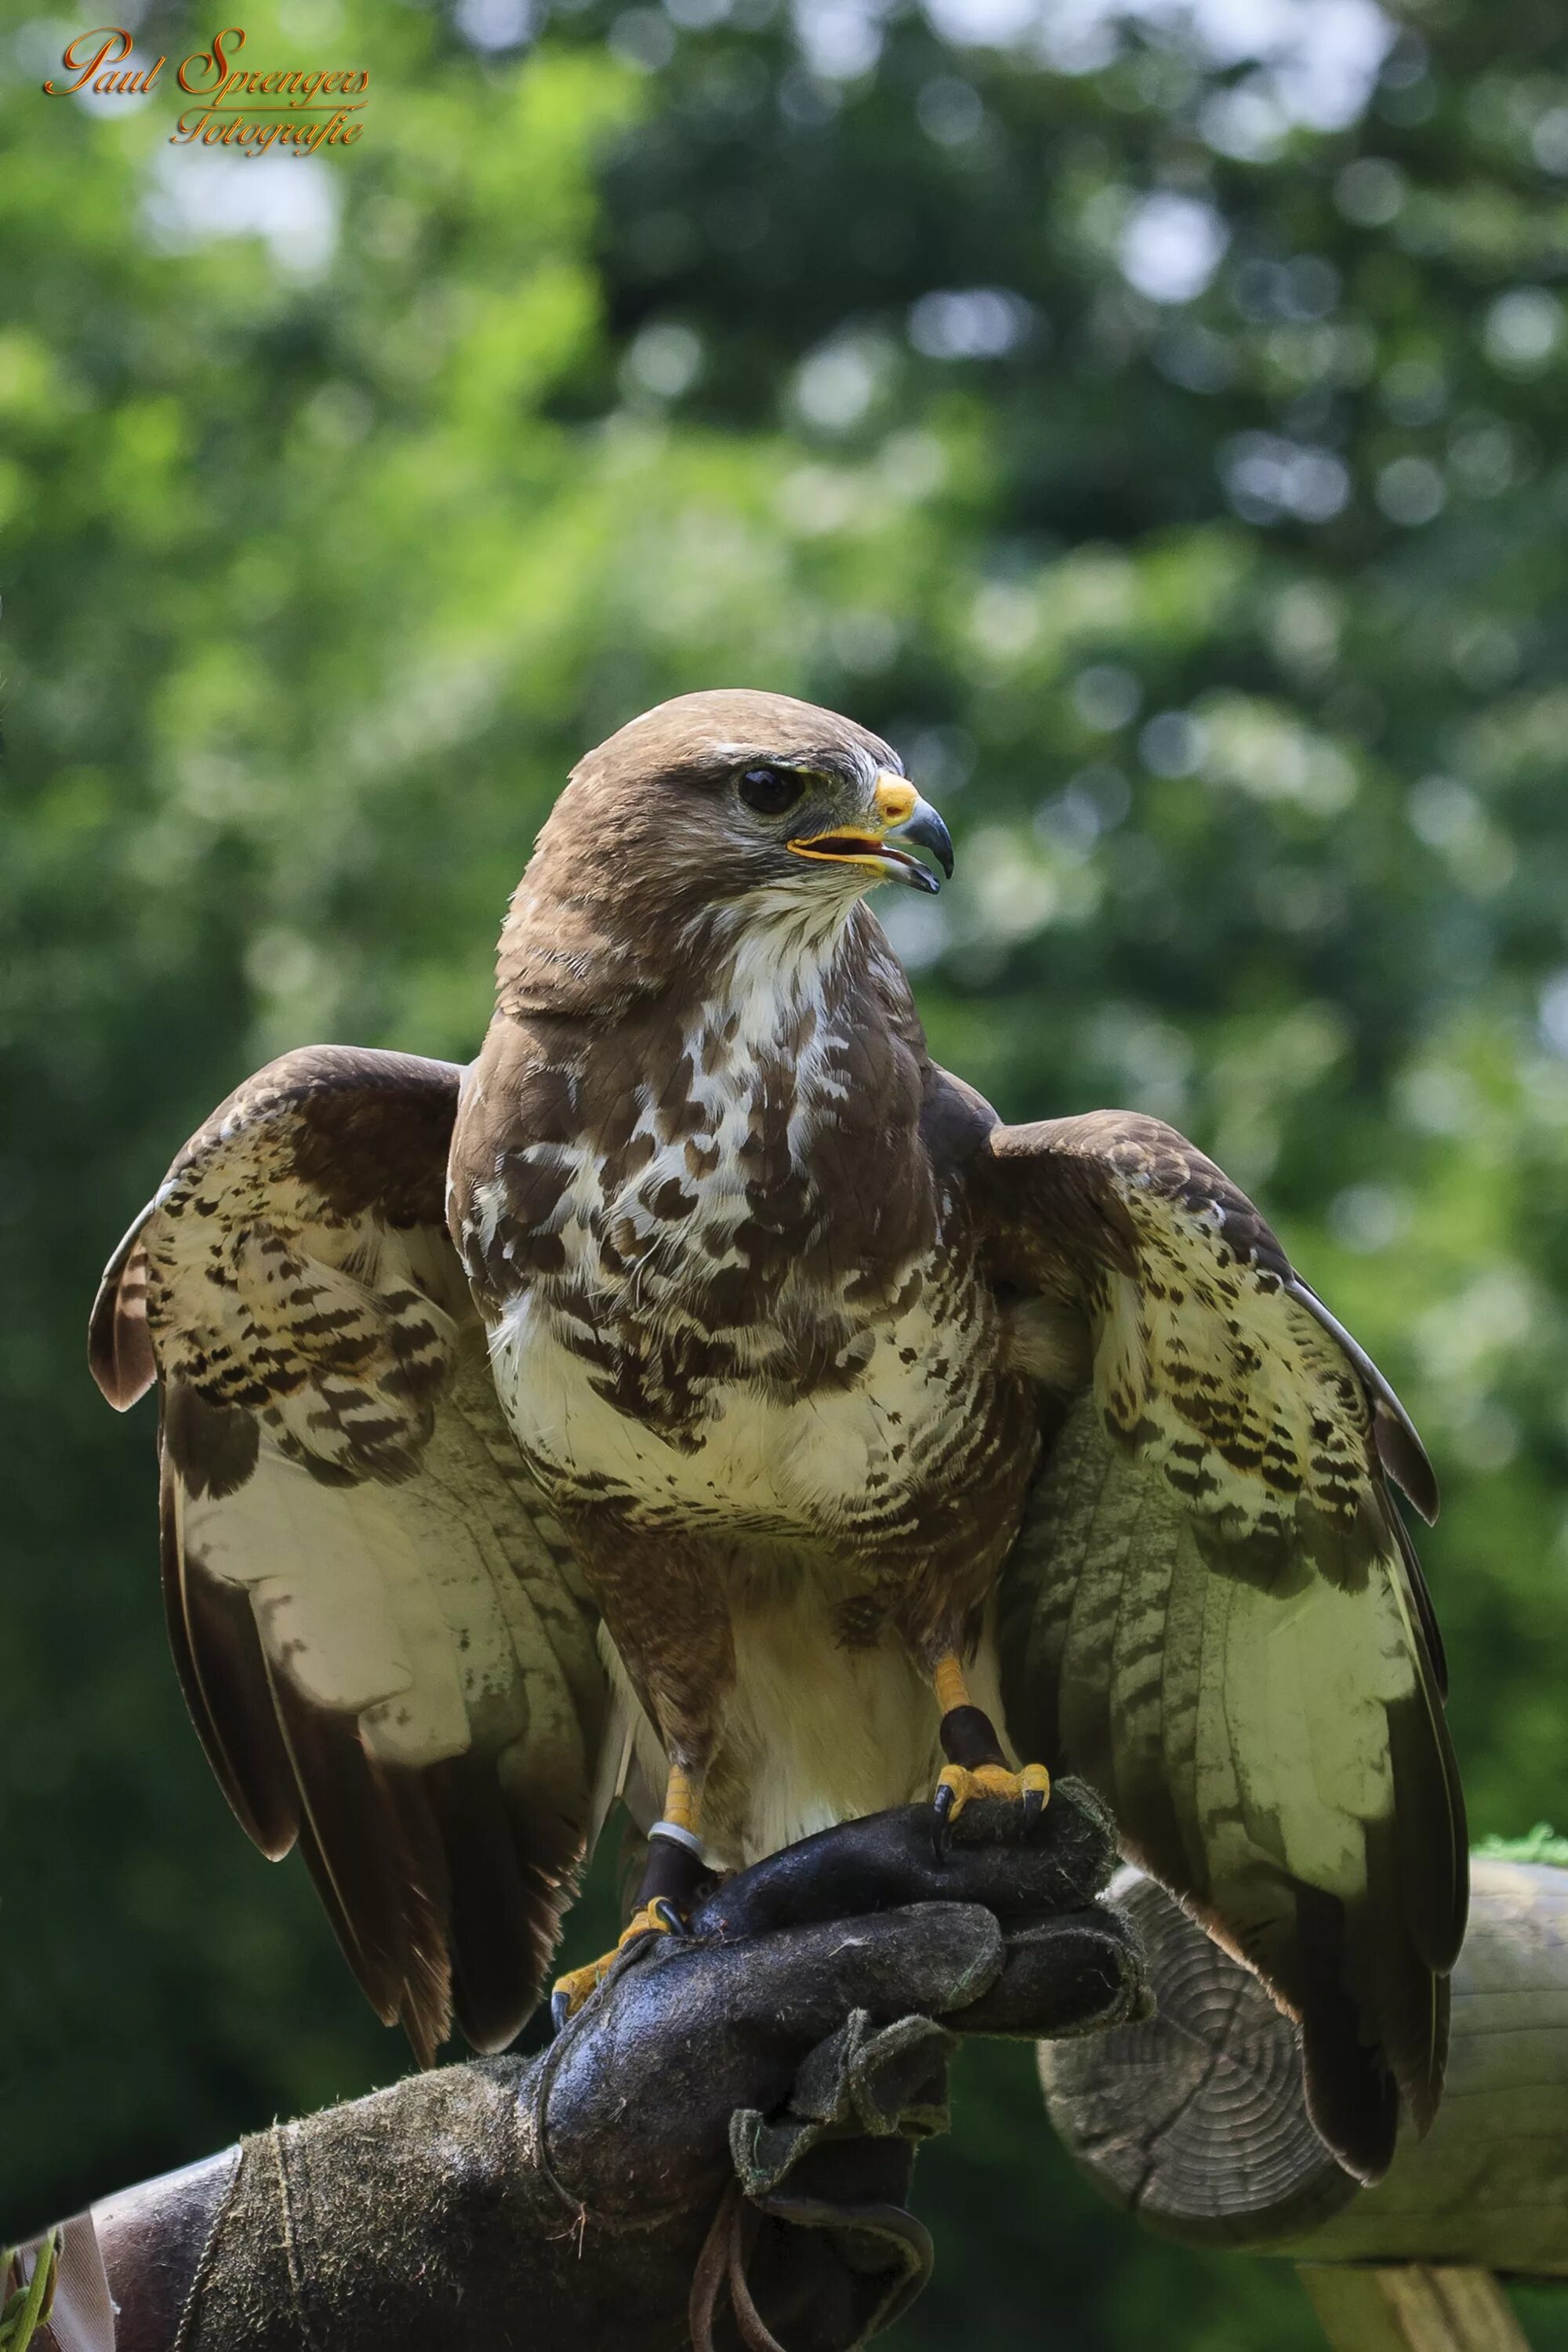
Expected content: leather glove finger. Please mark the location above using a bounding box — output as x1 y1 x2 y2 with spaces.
535 1901 1003 2218
688 1780 1118 1946
944 1909 1149 2038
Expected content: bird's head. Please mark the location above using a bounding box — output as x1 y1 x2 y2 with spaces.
498 690 953 1017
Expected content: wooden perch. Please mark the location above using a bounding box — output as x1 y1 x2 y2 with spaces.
1037 1858 1568 2276
1298 2266 1531 2352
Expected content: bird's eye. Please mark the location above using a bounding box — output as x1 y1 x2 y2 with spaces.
738 768 805 818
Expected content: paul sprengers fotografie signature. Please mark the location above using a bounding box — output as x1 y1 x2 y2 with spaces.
43 24 368 154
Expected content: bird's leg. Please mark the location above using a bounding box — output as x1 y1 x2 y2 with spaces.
630 1760 712 1925
545 1515 731 2029
929 1651 1051 1851
550 1762 710 2031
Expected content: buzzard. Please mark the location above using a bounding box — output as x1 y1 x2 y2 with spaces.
90 690 1464 2182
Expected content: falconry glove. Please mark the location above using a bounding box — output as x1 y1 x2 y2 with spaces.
28 1791 1140 2352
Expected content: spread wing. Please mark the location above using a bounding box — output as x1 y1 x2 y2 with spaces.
89 1046 608 2063
968 1108 1466 2183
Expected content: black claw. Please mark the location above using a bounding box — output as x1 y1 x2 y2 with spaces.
1022 1785 1046 1833
931 1782 956 1862
550 1988 572 2038
648 1897 688 1937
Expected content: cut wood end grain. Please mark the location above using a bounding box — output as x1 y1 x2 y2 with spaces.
1037 1860 1568 2277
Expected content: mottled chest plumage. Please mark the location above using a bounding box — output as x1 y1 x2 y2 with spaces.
450 917 1018 1548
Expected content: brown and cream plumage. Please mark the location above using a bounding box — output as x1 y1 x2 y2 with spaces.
91 688 1465 2180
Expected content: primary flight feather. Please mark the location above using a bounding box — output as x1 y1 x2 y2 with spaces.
90 688 1465 2176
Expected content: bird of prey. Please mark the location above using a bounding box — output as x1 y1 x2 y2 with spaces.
90 689 1464 2182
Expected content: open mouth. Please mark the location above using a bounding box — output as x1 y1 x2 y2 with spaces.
787 820 949 895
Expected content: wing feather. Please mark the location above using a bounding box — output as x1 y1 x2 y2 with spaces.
91 1046 608 2058
1287 1276 1439 1527
158 1448 297 1857
89 1214 157 1410
975 1106 1465 2183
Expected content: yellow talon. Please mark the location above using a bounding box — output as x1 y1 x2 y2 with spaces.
550 1899 683 2030
933 1760 1051 1827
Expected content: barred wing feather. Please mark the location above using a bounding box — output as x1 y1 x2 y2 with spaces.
978 1110 1465 2183
89 1046 607 2062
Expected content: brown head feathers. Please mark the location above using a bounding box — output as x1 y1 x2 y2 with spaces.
495 690 906 1021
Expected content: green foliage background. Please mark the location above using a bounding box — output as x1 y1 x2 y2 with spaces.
5 0 1568 2339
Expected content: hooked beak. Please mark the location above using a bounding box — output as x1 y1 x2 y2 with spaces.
787 771 955 895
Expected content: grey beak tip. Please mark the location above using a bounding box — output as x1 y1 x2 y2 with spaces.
895 796 955 883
